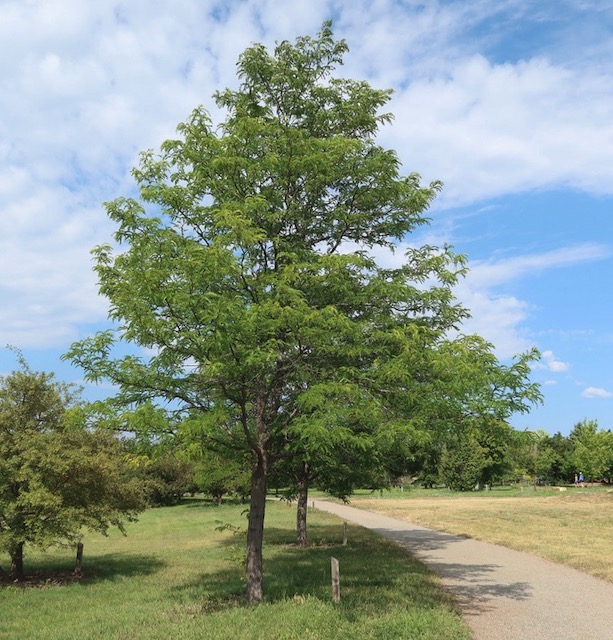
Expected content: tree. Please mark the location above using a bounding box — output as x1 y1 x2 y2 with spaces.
136 455 196 506
509 429 558 489
272 383 398 545
439 435 488 491
64 24 539 603
570 419 611 483
393 334 541 490
542 432 574 484
192 449 251 504
0 356 145 580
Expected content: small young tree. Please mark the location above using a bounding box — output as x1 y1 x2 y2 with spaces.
272 384 394 546
0 356 145 580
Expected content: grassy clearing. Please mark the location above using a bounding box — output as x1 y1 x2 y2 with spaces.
349 486 613 582
0 499 472 640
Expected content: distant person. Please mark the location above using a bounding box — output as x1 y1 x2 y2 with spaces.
574 474 579 485
579 472 585 487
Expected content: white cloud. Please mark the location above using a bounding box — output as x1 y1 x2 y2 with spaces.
453 286 532 359
467 244 610 288
541 350 570 373
581 386 613 399
384 55 613 206
0 0 612 356
451 245 609 359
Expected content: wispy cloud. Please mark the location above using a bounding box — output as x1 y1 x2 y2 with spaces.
454 244 609 358
467 244 610 288
582 386 613 399
0 0 612 361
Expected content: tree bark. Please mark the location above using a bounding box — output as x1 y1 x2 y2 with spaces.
75 542 84 573
296 461 310 547
246 450 268 604
10 542 24 581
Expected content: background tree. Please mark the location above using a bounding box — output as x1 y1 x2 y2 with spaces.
391 334 541 491
0 356 145 580
191 449 251 505
65 25 539 602
509 429 558 489
439 435 489 491
570 419 611 483
135 455 196 506
603 430 613 484
542 431 575 484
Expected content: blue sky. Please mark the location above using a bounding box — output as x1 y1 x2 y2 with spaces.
1 0 612 436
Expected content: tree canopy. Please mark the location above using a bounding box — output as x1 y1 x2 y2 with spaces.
0 353 145 580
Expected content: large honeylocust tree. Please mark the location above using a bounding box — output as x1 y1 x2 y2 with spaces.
66 24 476 603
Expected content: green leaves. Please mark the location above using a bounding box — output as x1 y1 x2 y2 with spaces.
66 7 541 468
0 358 146 576
62 25 545 597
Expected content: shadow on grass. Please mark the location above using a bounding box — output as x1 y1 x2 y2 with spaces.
178 496 250 509
83 552 166 581
168 521 469 619
1 552 166 589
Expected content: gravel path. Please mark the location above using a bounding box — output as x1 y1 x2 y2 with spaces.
311 499 613 640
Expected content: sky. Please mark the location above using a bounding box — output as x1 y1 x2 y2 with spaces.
1 0 612 436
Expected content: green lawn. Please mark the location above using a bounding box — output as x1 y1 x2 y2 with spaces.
0 499 472 640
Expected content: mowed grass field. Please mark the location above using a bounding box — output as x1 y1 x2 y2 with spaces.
0 500 472 640
349 486 613 582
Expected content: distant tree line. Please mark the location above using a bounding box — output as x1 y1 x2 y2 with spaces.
126 414 613 503
415 419 613 491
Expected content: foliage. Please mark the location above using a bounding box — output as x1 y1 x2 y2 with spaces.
400 335 542 489
192 450 251 504
570 420 613 482
64 23 541 600
508 429 558 486
0 355 145 579
541 432 575 484
439 436 488 491
134 455 196 506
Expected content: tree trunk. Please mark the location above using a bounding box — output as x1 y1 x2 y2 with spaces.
296 461 310 547
10 542 24 581
75 542 84 573
246 450 268 604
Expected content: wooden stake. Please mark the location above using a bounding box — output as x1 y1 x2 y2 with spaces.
331 557 340 602
342 521 348 546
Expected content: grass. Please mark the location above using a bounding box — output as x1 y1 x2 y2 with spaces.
0 499 472 640
347 485 613 582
